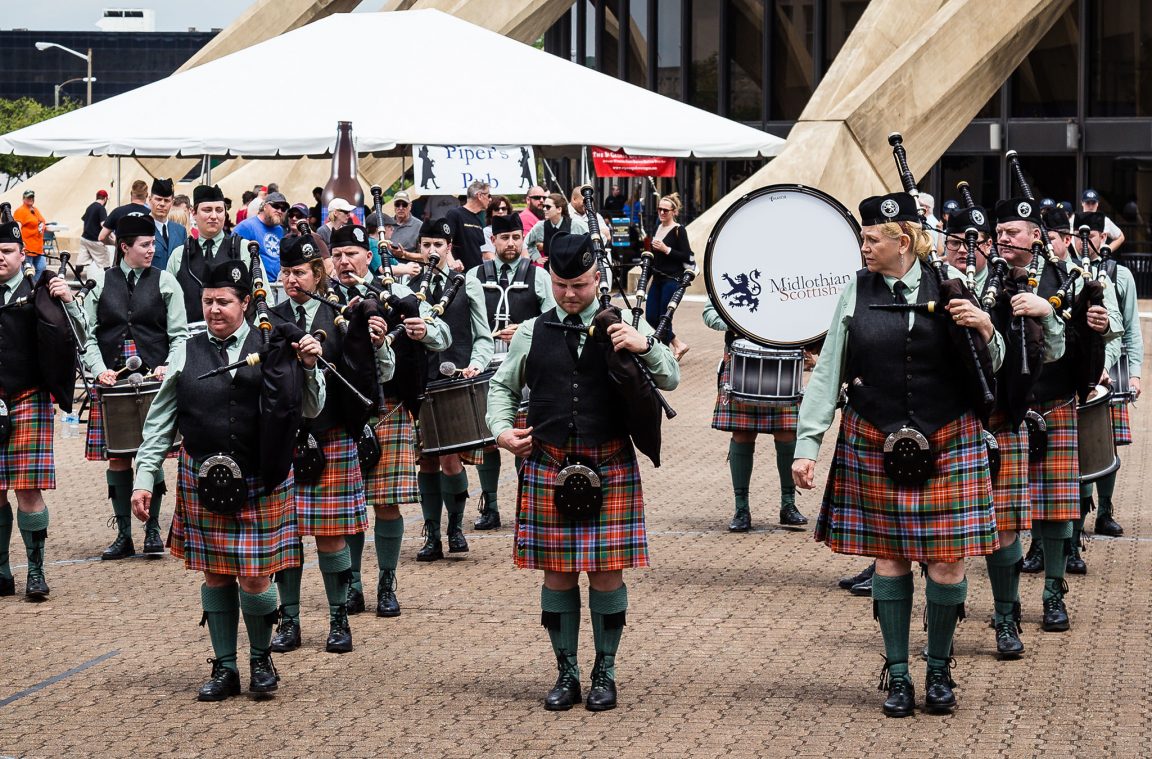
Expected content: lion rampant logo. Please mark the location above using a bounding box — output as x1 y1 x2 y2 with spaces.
721 270 763 313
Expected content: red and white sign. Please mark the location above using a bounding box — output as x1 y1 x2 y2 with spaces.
591 146 677 178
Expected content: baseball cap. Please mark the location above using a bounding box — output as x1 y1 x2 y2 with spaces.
263 191 289 208
96 189 109 199
1082 189 1100 202
328 197 355 213
22 189 35 198
392 191 411 206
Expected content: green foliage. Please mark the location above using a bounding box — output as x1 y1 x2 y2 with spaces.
0 97 79 189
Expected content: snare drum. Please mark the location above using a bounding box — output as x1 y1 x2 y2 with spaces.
727 339 804 404
1107 352 1133 401
187 321 208 338
419 370 496 456
1078 384 1121 483
99 380 181 456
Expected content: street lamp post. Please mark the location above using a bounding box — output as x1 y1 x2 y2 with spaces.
34 41 94 106
53 77 97 108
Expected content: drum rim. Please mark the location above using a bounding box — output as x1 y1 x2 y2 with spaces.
704 183 862 348
424 369 496 391
729 339 806 358
1077 383 1114 409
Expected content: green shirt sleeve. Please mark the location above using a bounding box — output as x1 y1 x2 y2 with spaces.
464 276 495 371
132 341 185 493
159 270 189 363
487 316 533 438
702 298 728 331
1116 265 1142 377
166 243 183 275
81 265 108 374
795 279 856 461
1040 307 1066 363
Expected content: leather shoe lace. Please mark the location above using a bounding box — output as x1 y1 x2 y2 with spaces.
249 653 280 694
878 660 914 718
994 618 1024 659
544 651 582 711
269 612 301 653
924 662 957 714
585 653 618 712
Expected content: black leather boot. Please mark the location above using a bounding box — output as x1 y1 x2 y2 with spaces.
544 651 582 711
473 493 501 530
196 658 241 702
416 522 443 562
879 661 914 718
728 509 751 533
1066 535 1087 575
0 574 14 597
325 605 353 653
142 519 164 556
839 562 875 590
269 610 301 653
924 663 957 715
101 516 135 560
779 499 808 528
994 616 1025 659
376 569 400 617
585 652 618 712
346 586 365 615
1020 539 1043 574
1041 578 1070 632
248 652 280 695
447 508 469 553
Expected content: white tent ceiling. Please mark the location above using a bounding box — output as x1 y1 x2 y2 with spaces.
0 10 784 160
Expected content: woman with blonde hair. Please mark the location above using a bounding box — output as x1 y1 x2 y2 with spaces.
792 192 1003 718
645 192 694 360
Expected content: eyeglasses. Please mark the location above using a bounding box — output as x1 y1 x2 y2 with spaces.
270 203 289 212
657 207 673 214
528 195 545 201
394 201 409 208
496 206 510 213
543 204 555 210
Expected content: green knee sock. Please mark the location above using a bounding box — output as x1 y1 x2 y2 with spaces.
441 471 469 516
239 585 280 659
1096 471 1117 519
1038 519 1071 589
418 472 442 533
147 479 165 530
106 469 133 536
541 586 581 677
589 585 629 680
345 531 365 593
871 573 913 679
374 516 404 583
0 502 13 579
476 449 501 514
774 439 796 506
274 562 303 623
200 583 240 672
318 547 352 622
17 508 48 576
925 576 967 668
985 536 1023 622
728 440 755 514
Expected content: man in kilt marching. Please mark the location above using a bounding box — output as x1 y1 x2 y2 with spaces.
82 213 188 560
487 232 680 712
327 223 450 617
702 300 809 533
0 217 84 600
131 259 325 701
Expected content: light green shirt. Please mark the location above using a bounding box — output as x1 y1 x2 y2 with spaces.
1107 263 1142 377
793 263 1007 461
132 320 326 492
486 301 680 438
0 268 87 337
165 229 227 276
82 260 189 375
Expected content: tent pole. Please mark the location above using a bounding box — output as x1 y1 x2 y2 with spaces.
204 155 212 185
116 156 122 204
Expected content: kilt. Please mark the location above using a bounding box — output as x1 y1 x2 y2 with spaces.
1111 400 1132 446
711 356 799 433
170 450 302 576
0 388 55 491
1027 399 1080 522
986 411 1030 533
294 427 369 537
814 408 997 562
464 406 528 466
515 435 648 572
363 397 419 507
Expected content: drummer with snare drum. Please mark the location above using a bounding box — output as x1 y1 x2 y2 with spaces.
466 213 554 531
328 223 450 617
410 219 494 561
81 212 188 561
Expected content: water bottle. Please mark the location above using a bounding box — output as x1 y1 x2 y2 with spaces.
63 412 80 438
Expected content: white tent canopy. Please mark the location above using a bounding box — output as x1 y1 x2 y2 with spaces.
0 10 784 160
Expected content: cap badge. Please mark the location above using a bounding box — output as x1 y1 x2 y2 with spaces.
1017 202 1032 218
12 226 20 239
439 222 451 236
302 243 314 256
581 251 594 269
353 228 365 243
970 210 985 226
231 266 242 283
880 199 900 218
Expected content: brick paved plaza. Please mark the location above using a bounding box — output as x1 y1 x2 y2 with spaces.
1 300 1150 758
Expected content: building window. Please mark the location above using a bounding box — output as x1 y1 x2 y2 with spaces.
771 0 815 121
1088 0 1152 116
1011 4 1078 118
656 0 682 99
727 0 764 123
823 0 866 73
690 1 720 111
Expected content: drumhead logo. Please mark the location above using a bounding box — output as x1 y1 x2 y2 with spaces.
1017 202 1032 218
880 199 900 218
720 270 763 313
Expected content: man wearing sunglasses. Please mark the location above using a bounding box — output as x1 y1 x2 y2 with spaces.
519 185 547 237
388 191 421 254
233 191 289 284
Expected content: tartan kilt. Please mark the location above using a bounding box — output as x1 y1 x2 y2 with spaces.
1027 399 1080 522
294 427 369 537
1111 400 1132 446
814 408 997 562
0 388 55 491
465 406 528 465
711 356 799 433
170 450 302 576
515 435 648 572
363 397 419 507
986 411 1030 533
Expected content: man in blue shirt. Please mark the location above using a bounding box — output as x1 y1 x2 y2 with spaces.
232 191 288 283
149 177 187 271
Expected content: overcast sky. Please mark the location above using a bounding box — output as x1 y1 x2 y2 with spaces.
2 1 374 31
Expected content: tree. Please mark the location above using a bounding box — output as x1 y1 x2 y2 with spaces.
0 97 79 191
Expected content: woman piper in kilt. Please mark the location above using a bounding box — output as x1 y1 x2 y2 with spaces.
266 233 391 653
703 300 810 532
793 193 1004 718
487 233 680 712
0 216 85 600
130 259 325 701
82 213 188 560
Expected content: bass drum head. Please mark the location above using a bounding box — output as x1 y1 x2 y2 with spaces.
704 184 862 347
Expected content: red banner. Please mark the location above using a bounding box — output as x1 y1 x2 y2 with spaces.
591 146 677 178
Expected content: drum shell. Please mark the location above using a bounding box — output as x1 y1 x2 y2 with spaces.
1107 353 1132 401
727 340 804 405
1077 385 1120 483
99 381 182 456
419 371 495 456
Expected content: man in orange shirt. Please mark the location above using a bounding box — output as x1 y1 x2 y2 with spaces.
14 190 46 280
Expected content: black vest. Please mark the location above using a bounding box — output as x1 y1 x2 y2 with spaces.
542 218 572 257
525 309 628 446
96 267 170 371
845 266 970 435
272 299 342 432
477 259 543 328
176 329 264 470
426 272 474 382
175 235 243 322
0 276 40 395
1030 260 1077 401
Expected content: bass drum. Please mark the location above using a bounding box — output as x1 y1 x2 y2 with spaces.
704 184 863 347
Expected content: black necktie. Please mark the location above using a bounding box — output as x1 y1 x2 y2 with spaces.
295 305 308 329
127 271 137 292
203 239 215 261
892 280 908 304
564 313 582 360
161 224 169 247
431 275 445 305
498 264 511 288
210 335 236 368
0 283 8 305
